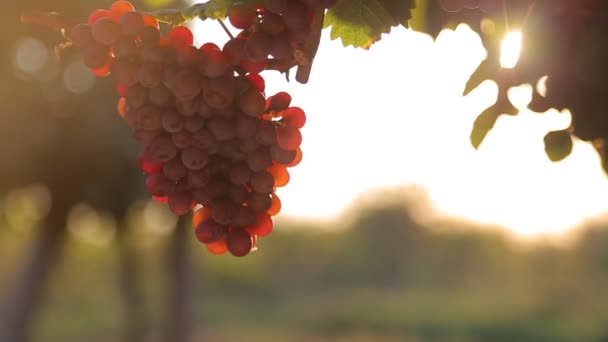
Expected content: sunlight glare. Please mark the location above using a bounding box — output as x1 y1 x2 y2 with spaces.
189 19 608 237
500 31 522 69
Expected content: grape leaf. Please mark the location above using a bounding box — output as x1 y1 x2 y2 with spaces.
142 0 235 25
324 0 415 49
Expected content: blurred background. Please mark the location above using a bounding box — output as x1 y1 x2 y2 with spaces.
3 0 608 341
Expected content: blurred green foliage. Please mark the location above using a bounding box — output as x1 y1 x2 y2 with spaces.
1 195 607 342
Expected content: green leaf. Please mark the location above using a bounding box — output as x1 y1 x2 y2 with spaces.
544 130 573 162
141 0 240 25
324 0 415 49
470 89 517 149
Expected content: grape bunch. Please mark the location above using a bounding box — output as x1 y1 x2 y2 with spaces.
68 0 309 256
439 0 501 13
225 0 336 82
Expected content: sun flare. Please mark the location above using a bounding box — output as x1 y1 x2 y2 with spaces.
500 31 523 69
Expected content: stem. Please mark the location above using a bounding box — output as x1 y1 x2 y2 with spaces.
164 215 194 342
0 204 69 342
116 225 147 342
216 19 234 40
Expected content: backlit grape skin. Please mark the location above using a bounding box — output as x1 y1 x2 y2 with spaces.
70 0 324 256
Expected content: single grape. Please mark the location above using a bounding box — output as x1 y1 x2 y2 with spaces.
163 157 188 181
207 117 237 141
281 106 306 128
148 85 172 107
191 129 217 150
172 129 192 149
255 120 278 145
181 147 209 170
203 76 235 109
116 83 128 97
83 44 111 69
267 163 289 187
183 116 205 133
205 177 230 199
145 173 172 196
228 5 258 29
199 49 229 78
245 31 274 62
227 228 253 257
109 0 135 21
212 199 239 225
69 24 93 48
91 59 113 77
205 238 228 255
112 36 139 59
192 206 213 227
247 192 272 213
88 9 109 26
140 44 165 63
126 84 147 108
168 26 193 48
228 184 249 204
168 191 194 216
240 137 260 154
269 144 295 165
276 126 302 150
241 58 267 74
246 212 273 237
176 46 200 67
229 162 252 185
171 70 202 101
233 206 256 227
267 193 281 216
195 219 226 244
137 62 163 88
146 134 178 163
141 25 160 43
111 59 139 87
136 104 162 130
91 17 121 45
142 15 159 29
120 11 144 36
265 0 288 14
133 129 161 145
250 171 275 194
282 1 310 30
247 149 273 172
270 34 292 59
200 42 220 51
222 38 247 65
260 12 286 35
285 147 302 167
235 115 257 139
218 139 241 158
188 168 211 188
117 97 127 117
239 88 266 116
175 98 200 117
138 150 162 173
123 106 138 128
266 92 291 112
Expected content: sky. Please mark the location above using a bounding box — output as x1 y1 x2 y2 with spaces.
191 20 608 237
